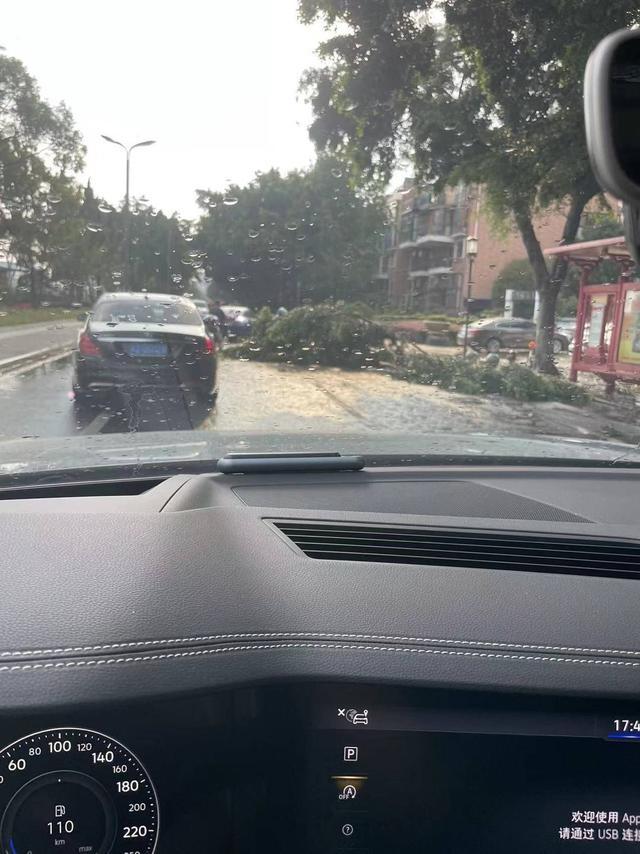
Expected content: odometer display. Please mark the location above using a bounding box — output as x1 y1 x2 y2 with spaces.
0 727 158 853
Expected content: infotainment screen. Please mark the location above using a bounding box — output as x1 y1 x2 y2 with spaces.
299 686 640 853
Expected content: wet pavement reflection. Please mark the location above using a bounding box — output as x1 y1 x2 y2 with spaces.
0 356 214 438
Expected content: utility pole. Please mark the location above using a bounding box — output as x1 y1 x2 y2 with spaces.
462 235 479 357
101 136 156 290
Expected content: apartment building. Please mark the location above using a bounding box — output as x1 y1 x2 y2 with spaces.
375 180 566 313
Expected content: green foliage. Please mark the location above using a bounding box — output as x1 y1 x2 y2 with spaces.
299 2 638 210
195 156 386 308
251 306 275 341
395 351 590 404
300 0 640 368
231 299 588 404
231 303 392 368
0 307 74 327
0 52 200 304
491 259 535 308
556 294 578 317
0 55 86 303
580 208 623 241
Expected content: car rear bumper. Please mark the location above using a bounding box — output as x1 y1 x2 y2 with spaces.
73 354 216 395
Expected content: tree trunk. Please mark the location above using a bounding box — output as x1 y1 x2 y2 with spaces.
514 211 557 373
549 195 588 290
29 261 41 309
515 189 595 374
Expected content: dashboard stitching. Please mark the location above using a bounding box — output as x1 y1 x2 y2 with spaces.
2 633 640 659
1 642 640 671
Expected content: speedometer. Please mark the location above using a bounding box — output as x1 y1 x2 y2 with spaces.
0 727 159 853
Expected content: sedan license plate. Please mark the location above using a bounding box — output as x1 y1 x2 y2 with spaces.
127 342 168 358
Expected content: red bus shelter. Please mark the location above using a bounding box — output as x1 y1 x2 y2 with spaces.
545 236 640 393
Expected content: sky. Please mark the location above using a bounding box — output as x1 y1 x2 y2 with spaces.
2 0 325 218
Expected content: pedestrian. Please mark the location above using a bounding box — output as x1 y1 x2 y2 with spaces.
208 300 227 325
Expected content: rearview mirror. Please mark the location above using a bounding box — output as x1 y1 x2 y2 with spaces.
585 29 640 262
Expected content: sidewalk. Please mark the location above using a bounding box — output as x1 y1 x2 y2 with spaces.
0 321 79 369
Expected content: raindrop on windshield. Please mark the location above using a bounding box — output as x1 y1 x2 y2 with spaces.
85 223 103 233
223 197 239 206
331 168 343 178
98 203 112 213
47 195 62 205
248 230 259 239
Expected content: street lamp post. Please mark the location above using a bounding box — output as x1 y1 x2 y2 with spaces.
101 135 156 289
462 235 479 357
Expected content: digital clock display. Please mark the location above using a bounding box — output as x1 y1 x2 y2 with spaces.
613 720 640 733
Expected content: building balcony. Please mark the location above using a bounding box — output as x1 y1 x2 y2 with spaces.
415 232 455 245
409 266 453 278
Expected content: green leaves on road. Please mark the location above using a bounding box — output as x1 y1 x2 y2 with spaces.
230 301 589 405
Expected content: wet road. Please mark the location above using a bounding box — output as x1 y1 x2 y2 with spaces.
0 353 605 442
0 353 536 440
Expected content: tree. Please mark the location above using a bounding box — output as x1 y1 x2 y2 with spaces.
127 204 194 294
195 156 385 308
300 0 640 371
491 259 535 310
0 55 85 305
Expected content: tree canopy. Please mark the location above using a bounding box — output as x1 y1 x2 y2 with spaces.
300 0 640 369
195 156 386 308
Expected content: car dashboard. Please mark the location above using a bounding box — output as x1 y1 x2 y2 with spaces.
0 463 640 852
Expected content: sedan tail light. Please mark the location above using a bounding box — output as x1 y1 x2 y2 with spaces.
79 332 102 357
204 336 215 354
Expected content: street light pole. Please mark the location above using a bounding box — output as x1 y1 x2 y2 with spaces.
101 135 156 289
125 148 131 211
463 235 479 357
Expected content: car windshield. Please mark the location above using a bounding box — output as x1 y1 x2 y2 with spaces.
92 299 201 326
1 1 640 481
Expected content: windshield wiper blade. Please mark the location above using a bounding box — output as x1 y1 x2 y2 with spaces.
216 452 365 474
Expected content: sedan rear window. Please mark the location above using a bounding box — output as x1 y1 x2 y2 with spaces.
93 300 202 326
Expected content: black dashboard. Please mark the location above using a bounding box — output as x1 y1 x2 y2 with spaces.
5 684 640 852
1 464 640 852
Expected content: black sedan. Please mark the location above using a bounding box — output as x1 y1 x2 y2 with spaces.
72 292 218 407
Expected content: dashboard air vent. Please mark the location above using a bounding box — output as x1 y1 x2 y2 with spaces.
274 522 640 580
